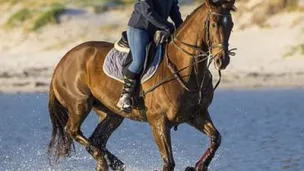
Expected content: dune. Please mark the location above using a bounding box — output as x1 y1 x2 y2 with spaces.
0 0 303 93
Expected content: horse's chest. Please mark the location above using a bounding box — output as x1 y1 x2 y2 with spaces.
177 89 214 118
179 93 200 113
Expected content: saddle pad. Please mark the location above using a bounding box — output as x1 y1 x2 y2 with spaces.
103 45 162 83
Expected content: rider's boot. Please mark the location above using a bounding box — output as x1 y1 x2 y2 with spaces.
117 70 139 113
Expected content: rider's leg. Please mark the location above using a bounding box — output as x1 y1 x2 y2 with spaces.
117 27 150 112
127 26 150 74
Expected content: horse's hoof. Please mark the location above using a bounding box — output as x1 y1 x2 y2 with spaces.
113 164 126 171
96 161 108 171
185 166 195 171
95 166 104 171
194 166 208 171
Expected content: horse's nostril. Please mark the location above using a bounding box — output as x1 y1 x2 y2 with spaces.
214 58 222 70
215 58 222 66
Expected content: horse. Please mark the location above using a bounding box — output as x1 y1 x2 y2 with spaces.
47 0 236 170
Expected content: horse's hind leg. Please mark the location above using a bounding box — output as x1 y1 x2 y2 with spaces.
65 100 109 171
187 110 221 171
88 109 125 170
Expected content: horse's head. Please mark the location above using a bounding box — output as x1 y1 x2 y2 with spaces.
204 0 236 70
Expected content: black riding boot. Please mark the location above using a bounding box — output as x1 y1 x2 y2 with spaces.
117 70 139 113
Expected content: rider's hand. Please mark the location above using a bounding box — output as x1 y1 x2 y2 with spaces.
164 22 175 34
160 30 171 44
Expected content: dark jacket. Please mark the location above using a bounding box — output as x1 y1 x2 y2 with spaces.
128 0 183 36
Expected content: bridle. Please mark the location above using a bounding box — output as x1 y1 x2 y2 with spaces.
142 9 236 107
172 11 231 57
170 10 234 104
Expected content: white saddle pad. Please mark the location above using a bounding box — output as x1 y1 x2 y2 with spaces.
103 46 162 83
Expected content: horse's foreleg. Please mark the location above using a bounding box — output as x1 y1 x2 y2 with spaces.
187 110 221 171
88 109 125 171
148 115 175 171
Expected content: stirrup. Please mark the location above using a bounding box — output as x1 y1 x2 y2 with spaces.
117 94 133 113
121 104 133 113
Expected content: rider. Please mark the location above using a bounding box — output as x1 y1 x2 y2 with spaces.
117 0 183 112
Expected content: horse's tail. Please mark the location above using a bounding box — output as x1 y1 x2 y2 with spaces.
47 81 74 164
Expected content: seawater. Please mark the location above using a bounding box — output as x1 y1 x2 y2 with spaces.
0 89 303 171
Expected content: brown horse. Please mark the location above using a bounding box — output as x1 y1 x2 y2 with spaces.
47 0 236 171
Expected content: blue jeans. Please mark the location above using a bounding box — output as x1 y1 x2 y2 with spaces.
127 27 150 74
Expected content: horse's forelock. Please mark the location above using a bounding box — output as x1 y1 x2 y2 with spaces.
215 0 237 12
222 4 237 12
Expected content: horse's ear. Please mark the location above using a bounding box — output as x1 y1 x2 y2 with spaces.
221 0 236 11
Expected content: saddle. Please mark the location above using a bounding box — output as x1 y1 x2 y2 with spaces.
105 30 170 111
114 30 170 78
115 31 129 52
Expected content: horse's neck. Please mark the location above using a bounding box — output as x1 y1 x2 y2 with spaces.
168 5 208 79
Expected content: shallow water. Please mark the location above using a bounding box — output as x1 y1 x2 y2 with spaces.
0 89 303 171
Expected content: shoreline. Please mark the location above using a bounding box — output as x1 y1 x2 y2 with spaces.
1 73 303 94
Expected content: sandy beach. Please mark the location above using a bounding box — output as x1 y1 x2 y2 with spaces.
0 1 303 93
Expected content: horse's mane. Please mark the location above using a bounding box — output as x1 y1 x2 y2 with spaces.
184 3 205 23
175 3 205 33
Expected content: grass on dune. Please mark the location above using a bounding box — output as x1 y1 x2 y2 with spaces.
250 0 301 27
31 3 66 31
3 2 66 31
0 0 61 9
284 43 304 58
5 8 32 28
3 0 134 31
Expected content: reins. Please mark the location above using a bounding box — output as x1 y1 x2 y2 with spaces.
142 46 210 96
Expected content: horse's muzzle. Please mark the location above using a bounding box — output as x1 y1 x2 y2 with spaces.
214 53 230 70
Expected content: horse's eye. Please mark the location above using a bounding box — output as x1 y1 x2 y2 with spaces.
212 23 216 28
